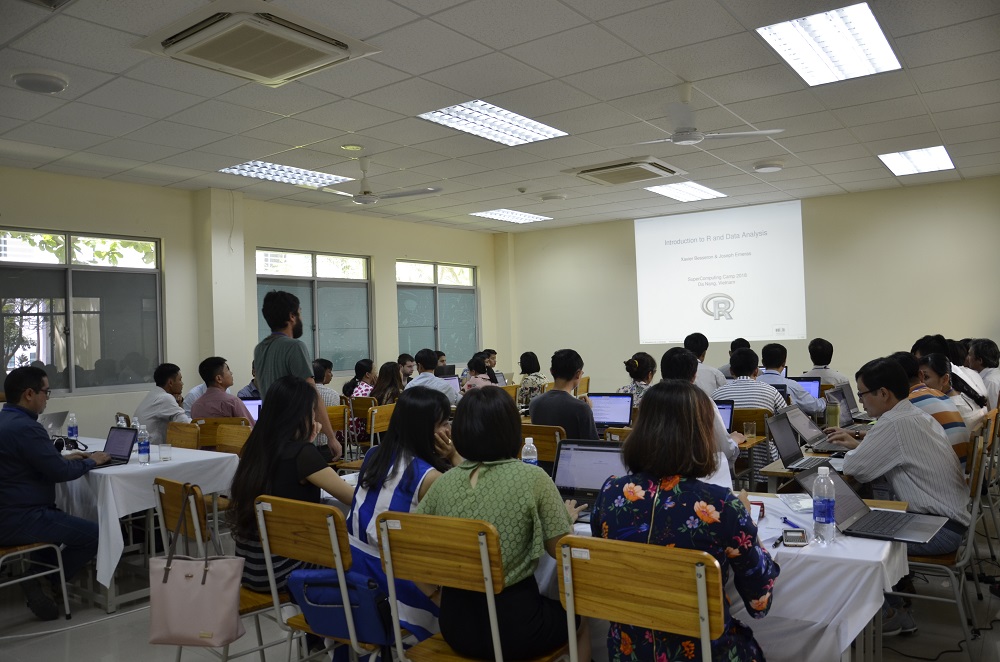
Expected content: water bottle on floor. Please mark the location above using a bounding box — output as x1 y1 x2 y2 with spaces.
137 425 150 465
813 466 836 545
67 413 78 442
521 437 538 466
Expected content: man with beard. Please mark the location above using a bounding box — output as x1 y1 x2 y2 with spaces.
254 290 341 460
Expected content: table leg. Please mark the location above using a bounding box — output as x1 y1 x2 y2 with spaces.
768 476 779 493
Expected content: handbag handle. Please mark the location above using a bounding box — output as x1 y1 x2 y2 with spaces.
161 483 199 583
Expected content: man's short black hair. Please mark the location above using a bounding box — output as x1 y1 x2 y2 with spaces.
397 353 414 365
911 334 948 357
808 338 834 365
434 350 446 360
729 348 758 378
761 343 787 370
4 366 47 403
550 349 584 381
261 290 299 332
856 358 910 401
887 351 920 382
683 332 709 357
969 338 1000 369
198 356 227 386
153 363 181 387
414 348 437 371
467 354 487 374
312 358 333 383
482 348 497 357
660 348 698 382
730 337 750 352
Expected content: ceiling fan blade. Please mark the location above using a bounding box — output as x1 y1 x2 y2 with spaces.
634 137 676 145
702 129 785 139
378 186 443 200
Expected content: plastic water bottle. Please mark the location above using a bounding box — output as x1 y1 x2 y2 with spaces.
521 437 538 466
813 466 836 545
131 417 140 431
116 415 127 428
137 425 150 465
66 413 78 442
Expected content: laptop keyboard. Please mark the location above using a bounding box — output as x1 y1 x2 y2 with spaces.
790 456 828 470
849 509 911 535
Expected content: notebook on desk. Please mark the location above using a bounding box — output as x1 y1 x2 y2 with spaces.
768 412 830 471
714 400 735 434
795 467 948 543
551 439 625 524
588 393 633 434
96 427 138 467
788 376 821 399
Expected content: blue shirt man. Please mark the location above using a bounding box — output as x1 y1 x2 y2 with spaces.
758 343 827 416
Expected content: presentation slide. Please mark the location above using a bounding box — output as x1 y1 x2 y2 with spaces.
634 201 806 343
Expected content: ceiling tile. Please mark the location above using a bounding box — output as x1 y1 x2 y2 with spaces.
865 132 942 155
810 70 916 109
504 24 641 78
37 102 154 137
297 57 411 98
409 158 490 179
755 111 843 138
957 163 1000 178
517 136 606 160
893 14 1000 68
922 81 1000 113
0 115 23 133
48 152 145 174
838 178 902 192
832 96 927 126
0 137 72 163
87 138 183 161
307 134 402 158
125 121 230 150
953 151 1000 168
12 15 150 73
462 148 543 169
424 53 550 98
695 64 805 105
812 157 884 175
416 133 505 158
536 103 638 135
0 0 50 45
697 139 786 163
169 100 281 134
948 137 1000 157
896 170 961 186
875 0 1000 37
0 49 115 100
122 163 207 183
601 0 744 54
795 144 871 164
64 0 207 36
849 116 938 142
355 77 468 116
488 80 598 118
368 20 490 76
0 86 66 121
825 168 893 184
4 122 108 151
77 78 204 119
217 82 340 116
650 32 779 82
357 117 456 146
367 169 438 189
241 118 340 147
273 0 418 41
908 52 1000 95
576 122 669 148
434 0 588 50
198 135 291 160
262 147 348 170
942 122 1000 144
124 57 246 97
726 90 826 122
369 147 447 169
562 58 681 102
155 151 245 172
296 99 406 132
240 180 304 200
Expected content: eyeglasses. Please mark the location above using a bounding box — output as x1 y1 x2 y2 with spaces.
857 389 875 400
35 388 52 396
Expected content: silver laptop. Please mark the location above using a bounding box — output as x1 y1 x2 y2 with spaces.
494 371 507 386
795 467 948 543
97 427 138 467
588 393 633 434
38 411 69 437
441 375 460 395
551 439 626 523
830 384 875 423
768 412 829 471
240 397 262 422
780 405 845 452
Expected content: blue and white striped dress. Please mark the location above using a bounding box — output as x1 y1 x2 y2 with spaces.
347 448 440 641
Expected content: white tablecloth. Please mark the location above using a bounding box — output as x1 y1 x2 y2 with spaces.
537 495 908 662
55 436 239 587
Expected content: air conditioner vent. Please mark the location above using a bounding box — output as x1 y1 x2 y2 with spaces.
572 158 686 185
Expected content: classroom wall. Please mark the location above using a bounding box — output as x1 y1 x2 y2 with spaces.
509 175 1000 394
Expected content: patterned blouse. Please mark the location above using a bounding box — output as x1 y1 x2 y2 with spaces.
616 380 651 407
592 474 779 662
517 372 547 409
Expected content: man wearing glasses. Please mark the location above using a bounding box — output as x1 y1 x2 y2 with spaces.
0 366 110 620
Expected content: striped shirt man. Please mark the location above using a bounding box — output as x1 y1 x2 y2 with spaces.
908 384 968 447
711 377 787 414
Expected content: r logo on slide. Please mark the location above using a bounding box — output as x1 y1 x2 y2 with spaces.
701 293 734 320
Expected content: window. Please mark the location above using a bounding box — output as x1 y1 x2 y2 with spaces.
396 261 478 363
0 228 161 390
255 249 371 372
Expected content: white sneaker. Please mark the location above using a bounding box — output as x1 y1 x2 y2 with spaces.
883 608 917 637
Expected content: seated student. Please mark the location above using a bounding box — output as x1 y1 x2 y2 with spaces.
435 350 447 367
616 351 656 406
190 356 255 422
460 351 490 387
133 363 191 445
347 387 463 641
592 380 779 661
516 351 547 410
529 348 598 440
918 353 988 434
405 348 459 405
416 387 589 660
398 353 415 385
461 354 492 393
312 359 341 461
801 338 850 386
661 347 741 462
685 332 727 396
719 337 750 378
483 349 500 384
711 349 786 415
226 376 354 592
370 360 404 406
236 361 261 399
343 359 376 446
967 338 1000 410
887 351 968 447
912 334 988 400
757 343 826 415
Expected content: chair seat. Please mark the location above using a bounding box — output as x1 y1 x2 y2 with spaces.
908 552 959 566
332 459 364 472
0 543 47 556
239 587 288 615
405 634 567 662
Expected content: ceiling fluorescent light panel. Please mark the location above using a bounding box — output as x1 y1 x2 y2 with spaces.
220 160 353 187
470 209 552 224
420 100 567 146
646 182 726 203
877 146 954 176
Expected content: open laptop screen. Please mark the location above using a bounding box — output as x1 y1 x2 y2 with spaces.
553 441 627 493
796 467 869 530
783 405 825 442
495 371 507 386
441 375 460 394
767 414 802 464
104 427 137 459
588 394 633 427
240 398 262 422
789 376 821 398
714 400 734 433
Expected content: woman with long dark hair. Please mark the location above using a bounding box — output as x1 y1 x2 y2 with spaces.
918 352 988 434
227 376 354 591
347 386 462 640
342 359 376 445
369 361 403 406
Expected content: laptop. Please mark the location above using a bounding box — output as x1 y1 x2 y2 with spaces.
551 439 626 523
831 384 875 423
588 393 633 434
494 371 507 386
441 375 461 394
795 467 948 543
434 364 456 377
768 412 829 471
772 383 788 400
98 427 139 467
714 399 735 434
780 405 844 452
240 397 262 422
789 376 821 399
38 411 69 437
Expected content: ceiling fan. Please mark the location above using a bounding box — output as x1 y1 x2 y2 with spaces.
636 83 784 146
326 156 442 205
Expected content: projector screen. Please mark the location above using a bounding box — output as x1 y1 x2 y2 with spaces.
634 201 806 344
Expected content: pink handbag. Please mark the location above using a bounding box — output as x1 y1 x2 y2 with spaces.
149 484 246 647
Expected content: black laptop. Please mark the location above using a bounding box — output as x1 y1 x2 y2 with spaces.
588 393 633 435
714 399 735 434
96 427 139 467
551 439 626 523
767 412 829 471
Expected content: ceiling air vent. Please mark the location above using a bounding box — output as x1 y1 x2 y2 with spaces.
572 158 686 186
134 0 379 88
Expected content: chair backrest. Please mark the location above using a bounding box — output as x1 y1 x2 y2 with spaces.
733 408 769 436
521 424 565 463
542 382 554 393
575 376 590 397
605 427 631 442
819 384 834 398
557 535 724 661
500 384 518 400
339 394 350 407
165 421 200 449
216 424 252 456
193 416 251 448
115 411 131 427
351 396 378 422
326 405 349 434
368 403 395 439
153 477 211 553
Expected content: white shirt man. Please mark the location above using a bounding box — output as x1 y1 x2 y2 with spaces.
133 364 191 445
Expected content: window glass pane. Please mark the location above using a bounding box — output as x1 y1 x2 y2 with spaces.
1 267 68 383
72 271 159 387
0 230 65 264
397 287 435 356
395 261 434 284
256 280 314 361
437 265 474 287
318 283 370 371
316 255 366 280
256 250 312 277
438 289 478 365
71 236 156 269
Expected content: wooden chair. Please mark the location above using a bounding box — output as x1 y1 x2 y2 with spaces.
339 394 350 407
520 424 566 464
326 405 349 443
349 396 378 454
819 384 834 398
153 478 283 662
604 427 631 442
166 421 200 449
116 412 131 428
978 409 1000 559
216 424 252 457
194 417 251 449
0 542 72 620
255 495 392 661
574 376 590 398
375 512 567 662
542 382 554 394
733 408 772 488
557 536 724 662
367 402 395 446
500 384 518 401
733 408 769 438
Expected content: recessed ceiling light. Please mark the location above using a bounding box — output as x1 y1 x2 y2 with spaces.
12 71 68 94
757 2 900 87
753 162 784 173
219 160 353 187
645 182 727 203
419 100 567 146
877 146 955 176
470 209 553 224
340 144 363 151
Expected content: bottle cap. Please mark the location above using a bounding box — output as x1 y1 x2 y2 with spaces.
818 466 829 476
69 412 76 416
139 424 147 430
525 437 534 444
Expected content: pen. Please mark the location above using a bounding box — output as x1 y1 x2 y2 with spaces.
781 517 802 529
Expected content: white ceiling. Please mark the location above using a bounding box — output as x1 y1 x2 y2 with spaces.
1 0 998 233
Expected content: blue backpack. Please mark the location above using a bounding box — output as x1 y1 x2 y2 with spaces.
286 568 395 652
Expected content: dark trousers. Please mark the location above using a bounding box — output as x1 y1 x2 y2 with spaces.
0 507 98 583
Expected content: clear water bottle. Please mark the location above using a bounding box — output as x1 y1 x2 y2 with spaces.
131 417 140 431
521 437 538 466
137 425 150 465
813 466 836 545
116 415 127 428
67 413 78 442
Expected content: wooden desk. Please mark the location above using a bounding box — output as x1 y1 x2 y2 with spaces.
760 452 842 493
747 492 908 511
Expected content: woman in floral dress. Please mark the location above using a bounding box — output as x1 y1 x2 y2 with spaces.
592 380 780 661
516 351 547 409
616 351 657 407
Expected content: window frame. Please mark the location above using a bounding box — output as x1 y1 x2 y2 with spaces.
395 260 480 361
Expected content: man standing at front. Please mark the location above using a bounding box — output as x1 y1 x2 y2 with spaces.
0 367 111 620
133 363 191 445
255 290 341 460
